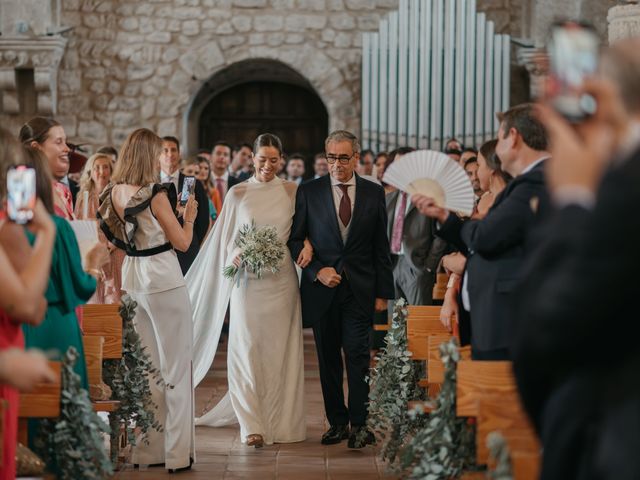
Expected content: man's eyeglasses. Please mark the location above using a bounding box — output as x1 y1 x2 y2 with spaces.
326 153 355 165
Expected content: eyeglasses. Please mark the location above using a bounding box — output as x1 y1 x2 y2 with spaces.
326 153 355 165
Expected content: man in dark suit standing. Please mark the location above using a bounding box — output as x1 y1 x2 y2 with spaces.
160 136 209 274
387 147 447 305
512 41 640 479
289 130 394 449
413 104 550 360
210 141 241 206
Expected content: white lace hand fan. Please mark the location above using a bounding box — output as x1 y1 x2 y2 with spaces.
382 150 475 216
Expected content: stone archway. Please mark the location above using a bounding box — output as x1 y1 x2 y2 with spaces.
181 42 359 155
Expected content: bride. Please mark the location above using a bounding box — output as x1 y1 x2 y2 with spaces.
186 133 311 447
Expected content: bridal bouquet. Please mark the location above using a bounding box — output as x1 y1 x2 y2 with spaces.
223 220 286 282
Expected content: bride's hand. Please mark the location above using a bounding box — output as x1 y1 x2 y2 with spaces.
297 246 313 268
231 247 242 268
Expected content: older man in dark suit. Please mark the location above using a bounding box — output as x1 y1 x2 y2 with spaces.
289 130 394 449
386 147 447 305
413 104 550 360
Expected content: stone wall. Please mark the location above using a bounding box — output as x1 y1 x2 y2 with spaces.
0 0 554 153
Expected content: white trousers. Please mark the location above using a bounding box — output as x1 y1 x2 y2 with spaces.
130 287 195 470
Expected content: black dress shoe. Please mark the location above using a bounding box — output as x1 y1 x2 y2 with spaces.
348 426 375 449
321 424 350 445
168 457 194 474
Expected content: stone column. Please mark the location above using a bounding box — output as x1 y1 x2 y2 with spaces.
609 2 640 44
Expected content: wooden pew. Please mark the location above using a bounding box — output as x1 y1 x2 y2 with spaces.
18 361 62 445
81 304 122 360
81 305 123 412
457 361 541 479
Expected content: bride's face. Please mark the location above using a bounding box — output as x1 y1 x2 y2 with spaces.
253 146 281 182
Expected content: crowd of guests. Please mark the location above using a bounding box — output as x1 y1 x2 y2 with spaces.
2 36 640 479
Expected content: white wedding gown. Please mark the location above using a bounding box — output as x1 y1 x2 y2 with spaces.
185 176 306 444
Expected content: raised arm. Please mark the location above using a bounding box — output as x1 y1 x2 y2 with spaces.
153 191 197 252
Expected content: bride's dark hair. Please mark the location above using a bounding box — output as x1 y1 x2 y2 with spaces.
253 133 283 156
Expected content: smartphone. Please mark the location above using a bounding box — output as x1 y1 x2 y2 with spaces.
7 166 36 224
180 176 196 206
548 21 600 122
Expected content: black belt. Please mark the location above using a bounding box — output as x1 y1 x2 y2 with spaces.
125 243 173 257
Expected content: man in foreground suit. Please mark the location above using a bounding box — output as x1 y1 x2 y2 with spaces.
413 104 550 360
513 40 640 479
387 147 447 305
160 136 209 274
288 130 394 448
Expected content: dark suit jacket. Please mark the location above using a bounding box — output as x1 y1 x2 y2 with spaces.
175 173 210 274
288 174 395 328
436 161 549 352
227 175 241 194
386 190 447 292
511 148 640 479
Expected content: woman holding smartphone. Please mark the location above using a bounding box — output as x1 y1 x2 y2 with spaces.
98 128 197 473
0 129 56 480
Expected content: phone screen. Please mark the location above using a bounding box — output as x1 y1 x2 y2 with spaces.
180 176 196 206
548 21 599 122
7 166 37 224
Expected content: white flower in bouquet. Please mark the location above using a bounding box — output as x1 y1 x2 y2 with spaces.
223 220 286 282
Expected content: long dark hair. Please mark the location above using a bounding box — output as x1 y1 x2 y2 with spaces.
19 117 61 146
479 139 512 183
253 133 283 156
22 146 55 214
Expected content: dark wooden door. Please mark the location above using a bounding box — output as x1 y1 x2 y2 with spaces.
199 81 329 167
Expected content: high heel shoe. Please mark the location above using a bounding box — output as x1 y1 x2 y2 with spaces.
168 457 194 474
246 434 264 448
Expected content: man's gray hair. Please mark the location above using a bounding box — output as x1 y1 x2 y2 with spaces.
325 130 361 154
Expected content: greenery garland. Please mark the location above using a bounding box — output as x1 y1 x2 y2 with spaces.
103 294 163 463
367 298 425 465
35 347 113 479
400 338 477 479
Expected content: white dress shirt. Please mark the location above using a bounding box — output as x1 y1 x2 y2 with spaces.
330 174 356 244
160 169 180 193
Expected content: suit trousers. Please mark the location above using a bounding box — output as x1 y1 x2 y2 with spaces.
392 254 435 306
312 276 371 427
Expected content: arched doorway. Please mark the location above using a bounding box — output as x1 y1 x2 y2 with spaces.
192 60 329 163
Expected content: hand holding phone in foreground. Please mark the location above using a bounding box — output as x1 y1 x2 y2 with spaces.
183 194 198 224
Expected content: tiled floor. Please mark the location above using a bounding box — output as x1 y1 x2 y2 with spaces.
114 332 398 479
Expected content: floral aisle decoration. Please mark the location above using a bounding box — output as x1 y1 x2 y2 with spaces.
400 338 477 479
223 220 286 283
103 295 163 463
367 298 425 465
35 347 113 480
487 431 513 480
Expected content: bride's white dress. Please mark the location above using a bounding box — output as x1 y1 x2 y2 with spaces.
185 176 306 444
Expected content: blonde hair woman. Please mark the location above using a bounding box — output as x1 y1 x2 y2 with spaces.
74 153 126 304
98 128 197 473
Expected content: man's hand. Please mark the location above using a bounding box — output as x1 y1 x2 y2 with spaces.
411 194 450 223
374 298 388 312
442 252 466 276
317 267 342 288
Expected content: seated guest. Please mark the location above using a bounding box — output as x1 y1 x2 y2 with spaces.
286 153 306 185
513 39 640 479
160 136 209 274
0 128 56 480
414 104 550 360
312 152 329 179
74 152 125 304
19 117 75 220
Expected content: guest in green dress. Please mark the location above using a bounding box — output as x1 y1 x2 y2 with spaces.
21 146 108 388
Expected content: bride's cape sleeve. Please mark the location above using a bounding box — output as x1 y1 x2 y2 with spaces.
186 188 239 386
